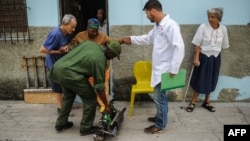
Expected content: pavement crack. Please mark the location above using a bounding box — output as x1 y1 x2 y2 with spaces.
237 107 249 124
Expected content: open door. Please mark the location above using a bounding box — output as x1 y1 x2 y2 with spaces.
59 0 108 36
59 0 109 103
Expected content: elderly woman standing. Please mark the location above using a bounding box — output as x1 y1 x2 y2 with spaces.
186 8 229 112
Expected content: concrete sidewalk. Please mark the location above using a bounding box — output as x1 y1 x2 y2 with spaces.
0 100 249 141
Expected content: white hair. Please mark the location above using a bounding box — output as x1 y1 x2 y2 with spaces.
62 14 76 24
207 8 224 22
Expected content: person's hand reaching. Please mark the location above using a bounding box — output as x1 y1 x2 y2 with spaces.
122 37 132 45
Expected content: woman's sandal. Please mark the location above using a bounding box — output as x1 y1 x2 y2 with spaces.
202 101 215 112
186 103 195 112
144 125 164 134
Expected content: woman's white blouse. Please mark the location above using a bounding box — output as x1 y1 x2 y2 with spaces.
192 23 229 57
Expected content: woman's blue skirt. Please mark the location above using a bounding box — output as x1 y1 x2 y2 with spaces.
190 53 221 94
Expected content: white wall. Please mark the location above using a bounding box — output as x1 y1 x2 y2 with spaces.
109 0 250 26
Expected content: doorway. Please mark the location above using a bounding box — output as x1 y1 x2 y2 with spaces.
59 0 108 37
59 0 109 103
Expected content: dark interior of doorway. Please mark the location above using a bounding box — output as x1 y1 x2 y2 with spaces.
60 0 107 37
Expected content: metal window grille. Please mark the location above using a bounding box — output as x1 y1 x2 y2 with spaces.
0 0 32 44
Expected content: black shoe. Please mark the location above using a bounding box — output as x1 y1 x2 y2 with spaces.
148 117 156 122
55 121 73 131
80 126 97 136
202 102 215 112
186 103 195 112
144 125 165 134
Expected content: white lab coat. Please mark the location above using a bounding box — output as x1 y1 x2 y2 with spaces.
131 15 185 87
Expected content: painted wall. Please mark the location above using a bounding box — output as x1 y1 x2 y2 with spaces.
0 0 249 101
109 0 250 26
26 0 250 26
107 0 250 101
26 0 59 26
108 25 250 102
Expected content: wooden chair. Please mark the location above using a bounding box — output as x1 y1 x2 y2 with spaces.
129 61 154 116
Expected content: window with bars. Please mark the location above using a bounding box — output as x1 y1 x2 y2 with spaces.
0 0 32 44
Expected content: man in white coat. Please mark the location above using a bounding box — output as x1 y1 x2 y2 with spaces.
123 0 185 134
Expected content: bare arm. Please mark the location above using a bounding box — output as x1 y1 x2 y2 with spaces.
193 45 201 67
116 38 126 44
96 90 111 112
39 45 69 54
66 37 80 50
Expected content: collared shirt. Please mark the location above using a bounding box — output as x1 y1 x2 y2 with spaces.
131 15 185 87
50 41 106 91
192 23 229 57
43 27 70 69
